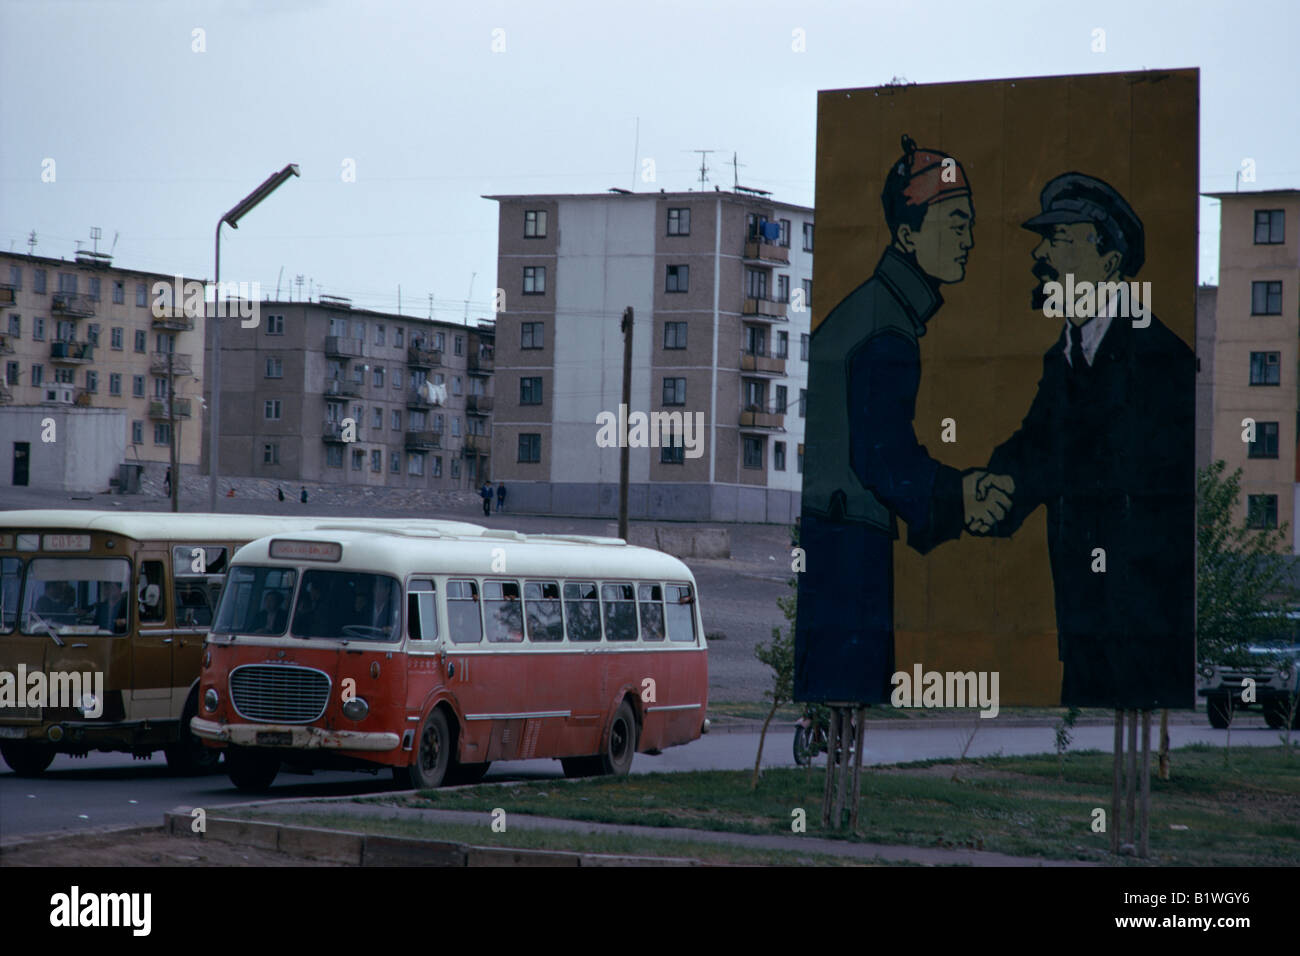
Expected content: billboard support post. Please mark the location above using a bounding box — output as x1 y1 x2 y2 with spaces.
1111 711 1123 854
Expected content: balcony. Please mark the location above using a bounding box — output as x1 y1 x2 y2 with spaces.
468 348 495 375
149 352 193 375
324 378 362 399
151 306 196 331
740 350 786 376
324 335 364 359
0 383 12 403
50 341 94 364
739 405 785 430
322 421 347 443
51 292 96 318
149 399 192 420
742 239 788 265
0 283 15 307
0 334 14 354
405 430 441 450
742 297 788 320
461 436 485 456
407 346 442 368
466 394 494 414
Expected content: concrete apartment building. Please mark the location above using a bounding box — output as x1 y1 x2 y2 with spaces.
1205 189 1300 546
487 188 814 522
206 298 494 490
0 250 204 492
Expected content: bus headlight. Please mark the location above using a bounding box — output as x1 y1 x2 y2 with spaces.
204 688 219 712
342 697 369 721
1279 664 1294 682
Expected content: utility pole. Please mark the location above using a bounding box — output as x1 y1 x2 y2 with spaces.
618 307 633 541
168 338 179 512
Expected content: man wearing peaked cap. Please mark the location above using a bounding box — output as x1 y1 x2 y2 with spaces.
795 135 1015 704
973 171 1195 709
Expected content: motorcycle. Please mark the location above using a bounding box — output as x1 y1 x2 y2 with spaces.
793 703 857 766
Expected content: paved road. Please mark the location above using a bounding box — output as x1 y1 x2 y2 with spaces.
1 716 1283 838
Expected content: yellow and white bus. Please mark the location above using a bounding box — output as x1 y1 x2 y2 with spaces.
0 511 484 776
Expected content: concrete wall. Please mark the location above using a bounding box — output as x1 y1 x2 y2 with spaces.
503 479 797 524
1 406 126 493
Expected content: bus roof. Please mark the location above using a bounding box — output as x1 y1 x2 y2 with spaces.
0 510 488 543
233 527 696 583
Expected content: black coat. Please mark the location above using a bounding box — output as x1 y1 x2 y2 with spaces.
987 314 1195 708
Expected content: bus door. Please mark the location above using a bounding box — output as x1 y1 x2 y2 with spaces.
403 577 441 750
170 545 227 717
1 545 45 728
131 550 173 718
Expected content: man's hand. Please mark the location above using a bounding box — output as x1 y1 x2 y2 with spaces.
963 470 1015 535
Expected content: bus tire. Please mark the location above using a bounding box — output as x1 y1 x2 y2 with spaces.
0 742 56 777
596 700 638 776
398 709 451 790
226 749 280 793
446 761 491 786
164 694 222 775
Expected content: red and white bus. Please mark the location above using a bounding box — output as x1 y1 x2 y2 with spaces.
192 526 709 791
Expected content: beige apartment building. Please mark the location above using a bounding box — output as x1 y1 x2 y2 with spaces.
206 298 494 490
1205 189 1300 545
0 250 204 491
487 188 814 522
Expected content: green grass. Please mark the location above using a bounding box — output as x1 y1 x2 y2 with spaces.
707 700 1117 722
376 744 1300 866
226 809 893 866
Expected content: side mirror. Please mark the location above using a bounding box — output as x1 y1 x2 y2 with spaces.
142 583 161 607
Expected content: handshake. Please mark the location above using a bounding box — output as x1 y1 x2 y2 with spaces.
961 470 1016 535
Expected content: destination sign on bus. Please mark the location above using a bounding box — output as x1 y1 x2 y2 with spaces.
269 539 343 562
43 534 92 551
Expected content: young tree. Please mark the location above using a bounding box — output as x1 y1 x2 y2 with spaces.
752 579 797 790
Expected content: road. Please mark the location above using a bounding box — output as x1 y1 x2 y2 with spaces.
1 716 1285 838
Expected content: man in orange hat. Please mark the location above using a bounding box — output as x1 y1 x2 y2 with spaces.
796 135 1013 704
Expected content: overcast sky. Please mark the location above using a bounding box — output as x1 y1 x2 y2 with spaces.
2 0 1296 320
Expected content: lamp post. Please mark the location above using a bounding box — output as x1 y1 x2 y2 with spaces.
208 163 299 513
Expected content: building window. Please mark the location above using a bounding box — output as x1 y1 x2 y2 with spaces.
660 424 685 464
407 452 425 476
266 314 284 335
775 384 788 413
802 222 814 252
778 219 791 248
521 322 544 349
33 270 46 294
132 375 144 397
520 376 543 405
524 209 548 238
395 328 405 348
371 449 382 472
134 282 146 306
86 370 98 393
132 420 143 444
264 399 282 421
109 373 121 395
667 208 690 236
799 387 807 418
776 275 790 303
664 321 687 350
56 320 75 342
110 327 123 350
743 436 764 469
352 320 365 341
746 269 768 300
134 329 146 352
6 314 18 337
153 376 167 398
451 416 461 437
662 377 686 406
797 443 804 473
263 443 280 465
372 407 383 429
112 280 125 304
454 335 464 356
518 433 541 463
744 325 767 356
1254 209 1285 244
1247 494 1279 529
89 277 101 301
5 362 17 386
393 368 403 389
373 366 385 388
774 441 787 471
392 410 402 430
352 364 365 384
391 451 401 474
1248 421 1280 458
1252 280 1283 315
523 267 546 295
800 333 810 361
31 364 43 386
451 458 461 478
326 445 343 468
775 330 788 358
265 357 283 378
743 379 766 409
54 367 74 384
375 325 385 346
353 448 365 470
434 331 446 351
666 265 689 293
432 455 443 477
1249 351 1281 385
801 279 812 313
7 265 20 289
58 272 77 294
33 318 44 341
452 376 463 396
154 423 172 446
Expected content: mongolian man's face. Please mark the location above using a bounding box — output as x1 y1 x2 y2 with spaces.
901 195 975 284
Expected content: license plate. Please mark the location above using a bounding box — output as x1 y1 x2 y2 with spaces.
0 727 31 739
256 731 293 746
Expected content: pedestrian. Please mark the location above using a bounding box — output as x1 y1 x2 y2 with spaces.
480 481 492 517
496 482 506 512
163 466 172 497
277 487 285 502
300 486 308 503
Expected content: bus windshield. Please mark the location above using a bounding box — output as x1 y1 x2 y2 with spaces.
213 566 298 636
19 557 131 636
291 570 401 642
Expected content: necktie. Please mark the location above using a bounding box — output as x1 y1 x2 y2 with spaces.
1069 323 1086 370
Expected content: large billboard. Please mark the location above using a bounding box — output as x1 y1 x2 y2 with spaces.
795 69 1198 709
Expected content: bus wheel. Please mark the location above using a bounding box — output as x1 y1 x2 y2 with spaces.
398 709 451 790
596 700 638 776
226 749 280 793
446 761 491 786
0 742 56 777
165 696 222 775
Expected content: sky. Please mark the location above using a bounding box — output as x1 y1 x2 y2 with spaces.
2 0 1296 321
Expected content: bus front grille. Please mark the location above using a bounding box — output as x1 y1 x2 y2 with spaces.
229 665 331 724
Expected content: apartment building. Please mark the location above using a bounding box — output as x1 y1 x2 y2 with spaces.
206 298 494 489
486 188 814 522
1204 189 1300 546
0 250 204 490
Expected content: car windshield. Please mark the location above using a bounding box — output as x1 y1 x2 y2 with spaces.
212 566 298 635
291 570 400 642
19 557 131 636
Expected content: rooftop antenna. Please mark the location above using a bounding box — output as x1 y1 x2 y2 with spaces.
275 266 284 300
465 272 476 323
295 274 304 303
428 293 434 319
27 230 37 255
90 226 102 254
690 149 716 192
730 152 746 190
110 231 119 256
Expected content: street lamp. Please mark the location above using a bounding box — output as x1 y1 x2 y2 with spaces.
207 163 299 513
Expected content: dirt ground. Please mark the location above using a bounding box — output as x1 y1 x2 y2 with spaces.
1 828 331 867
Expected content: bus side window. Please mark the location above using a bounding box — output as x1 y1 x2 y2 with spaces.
563 582 601 642
484 580 523 643
665 584 696 643
1 557 22 633
174 580 212 627
447 580 482 644
601 583 638 641
407 581 437 643
524 581 563 642
139 560 166 624
638 584 665 641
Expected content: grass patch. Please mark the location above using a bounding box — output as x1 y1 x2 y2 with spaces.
370 745 1300 866
706 701 1118 722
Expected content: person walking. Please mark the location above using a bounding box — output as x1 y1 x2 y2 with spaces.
163 466 172 497
480 481 492 517
496 482 507 513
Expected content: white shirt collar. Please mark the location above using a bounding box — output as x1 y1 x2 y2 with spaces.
1062 303 1115 368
